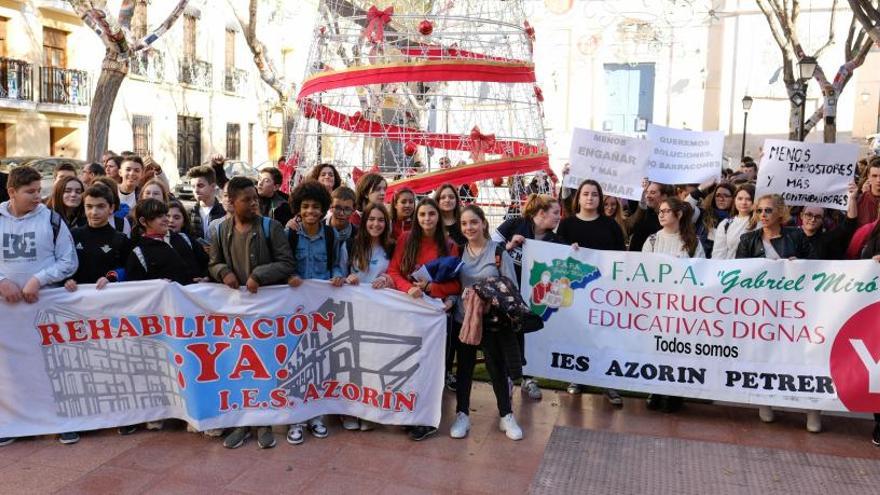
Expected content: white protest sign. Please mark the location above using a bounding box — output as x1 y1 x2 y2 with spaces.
564 128 650 201
756 139 858 211
646 124 724 184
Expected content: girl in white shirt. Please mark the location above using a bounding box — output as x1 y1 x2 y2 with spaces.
711 184 755 260
642 197 705 259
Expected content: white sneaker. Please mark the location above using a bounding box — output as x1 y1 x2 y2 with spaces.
286 424 305 445
450 412 471 439
499 413 523 441
309 416 329 438
806 410 822 433
145 421 164 431
758 405 775 423
341 415 360 431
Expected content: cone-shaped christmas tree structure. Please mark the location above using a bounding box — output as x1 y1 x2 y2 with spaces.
286 0 550 197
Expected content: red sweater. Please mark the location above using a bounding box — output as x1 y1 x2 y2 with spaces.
388 234 461 298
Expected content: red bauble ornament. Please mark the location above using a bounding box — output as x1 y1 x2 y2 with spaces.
404 142 418 156
492 177 503 187
419 20 433 36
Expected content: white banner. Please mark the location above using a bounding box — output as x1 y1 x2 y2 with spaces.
0 281 446 437
521 240 880 412
756 139 859 211
646 124 724 184
564 128 651 201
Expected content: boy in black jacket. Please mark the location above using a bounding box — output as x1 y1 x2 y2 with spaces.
65 184 131 291
126 199 206 285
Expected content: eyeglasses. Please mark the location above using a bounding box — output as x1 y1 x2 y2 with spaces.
802 212 823 221
756 208 775 214
332 206 354 215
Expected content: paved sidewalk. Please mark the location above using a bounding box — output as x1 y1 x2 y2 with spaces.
0 383 876 494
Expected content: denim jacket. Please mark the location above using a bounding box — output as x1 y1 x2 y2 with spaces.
292 224 346 280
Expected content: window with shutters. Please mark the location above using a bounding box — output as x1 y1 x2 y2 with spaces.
132 116 152 157
43 28 67 68
183 15 196 61
226 123 240 160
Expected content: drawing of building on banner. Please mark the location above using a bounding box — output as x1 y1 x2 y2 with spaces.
278 298 423 400
35 308 183 418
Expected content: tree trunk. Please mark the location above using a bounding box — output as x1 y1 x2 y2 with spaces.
86 54 128 162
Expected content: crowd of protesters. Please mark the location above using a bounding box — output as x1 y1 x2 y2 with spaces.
2 151 880 449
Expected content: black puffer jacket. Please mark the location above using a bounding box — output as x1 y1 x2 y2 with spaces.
735 227 816 260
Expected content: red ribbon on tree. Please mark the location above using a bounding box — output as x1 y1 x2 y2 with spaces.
363 6 394 43
469 126 497 162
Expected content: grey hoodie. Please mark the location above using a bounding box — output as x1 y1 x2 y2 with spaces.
0 202 78 287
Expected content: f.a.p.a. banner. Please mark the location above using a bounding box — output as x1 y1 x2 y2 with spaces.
521 240 880 413
0 280 446 438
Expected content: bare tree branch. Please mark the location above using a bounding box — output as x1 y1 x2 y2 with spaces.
118 0 135 30
131 0 190 52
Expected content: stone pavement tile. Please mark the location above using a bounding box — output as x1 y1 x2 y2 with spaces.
294 469 387 495
21 431 140 473
161 445 258 488
226 459 322 495
324 442 410 477
0 462 84 493
397 454 532 494
106 435 205 473
141 476 243 495
59 465 159 495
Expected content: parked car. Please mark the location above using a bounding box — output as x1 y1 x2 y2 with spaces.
0 156 86 199
173 160 260 200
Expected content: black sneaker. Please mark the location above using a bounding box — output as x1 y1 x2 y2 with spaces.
408 425 437 441
223 427 251 449
117 425 138 436
58 432 80 445
0 437 15 447
445 372 457 392
257 427 276 449
873 422 880 447
662 396 684 413
646 394 664 411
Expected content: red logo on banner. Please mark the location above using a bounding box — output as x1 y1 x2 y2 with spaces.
830 301 880 411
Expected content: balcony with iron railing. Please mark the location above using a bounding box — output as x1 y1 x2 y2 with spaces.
223 67 248 96
179 58 212 90
130 50 166 83
39 66 90 106
0 57 34 103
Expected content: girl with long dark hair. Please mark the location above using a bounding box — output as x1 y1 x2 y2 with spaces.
433 183 466 247
387 198 461 441
47 176 87 229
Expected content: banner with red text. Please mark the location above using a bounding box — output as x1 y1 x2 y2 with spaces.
521 240 880 412
0 281 446 437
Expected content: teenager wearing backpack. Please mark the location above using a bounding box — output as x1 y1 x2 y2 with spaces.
208 176 296 450
285 180 346 445
0 166 78 446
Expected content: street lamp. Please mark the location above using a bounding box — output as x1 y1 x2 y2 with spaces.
741 95 753 161
796 56 817 141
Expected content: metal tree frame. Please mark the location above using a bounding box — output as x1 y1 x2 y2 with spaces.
286 0 550 212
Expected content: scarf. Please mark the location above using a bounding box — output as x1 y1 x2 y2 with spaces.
459 289 487 346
